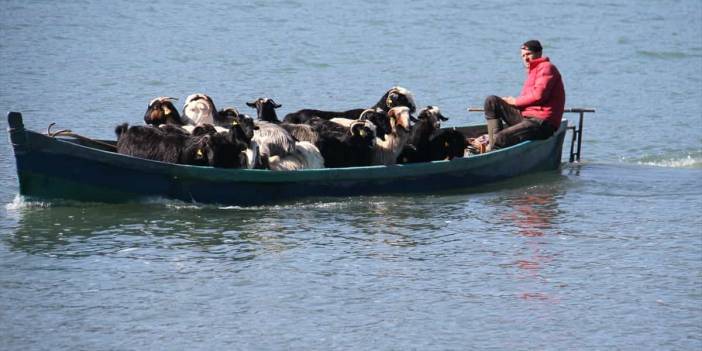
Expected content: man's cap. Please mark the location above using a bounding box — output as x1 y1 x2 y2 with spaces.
521 40 543 53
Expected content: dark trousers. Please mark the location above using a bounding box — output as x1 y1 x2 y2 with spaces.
483 95 555 148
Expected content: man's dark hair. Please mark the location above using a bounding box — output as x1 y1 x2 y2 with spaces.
521 40 543 53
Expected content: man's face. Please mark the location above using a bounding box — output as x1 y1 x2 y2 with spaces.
520 48 541 68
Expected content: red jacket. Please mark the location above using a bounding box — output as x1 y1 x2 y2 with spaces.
514 57 565 129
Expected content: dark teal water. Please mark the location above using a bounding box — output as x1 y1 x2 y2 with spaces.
1 1 701 350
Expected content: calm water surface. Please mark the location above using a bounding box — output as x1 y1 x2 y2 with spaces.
1 1 701 350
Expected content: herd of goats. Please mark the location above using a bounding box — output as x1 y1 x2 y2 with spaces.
114 86 484 170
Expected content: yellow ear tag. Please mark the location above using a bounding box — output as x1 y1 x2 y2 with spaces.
196 149 204 158
386 95 393 107
359 129 367 137
231 121 239 126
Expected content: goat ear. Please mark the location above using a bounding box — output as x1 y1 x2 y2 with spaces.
246 101 257 108
270 99 282 108
438 113 449 121
161 103 173 115
409 115 419 123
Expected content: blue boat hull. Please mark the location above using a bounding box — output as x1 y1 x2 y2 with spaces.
8 112 567 206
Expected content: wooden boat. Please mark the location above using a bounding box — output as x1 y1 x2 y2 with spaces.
6 110 591 206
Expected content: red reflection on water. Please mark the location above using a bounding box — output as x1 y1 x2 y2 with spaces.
509 194 554 237
520 292 551 300
507 191 560 302
515 259 540 270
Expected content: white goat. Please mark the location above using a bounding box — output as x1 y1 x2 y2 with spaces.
252 121 297 158
181 93 217 126
268 141 325 171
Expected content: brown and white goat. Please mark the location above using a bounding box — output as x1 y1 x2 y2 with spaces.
372 106 413 165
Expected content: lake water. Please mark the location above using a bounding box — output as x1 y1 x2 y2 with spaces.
1 0 701 350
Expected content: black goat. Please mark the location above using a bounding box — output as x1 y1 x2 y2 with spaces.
304 116 349 139
225 112 268 169
372 86 417 113
427 129 468 161
283 108 366 124
246 97 281 123
115 123 247 168
225 112 258 144
215 106 243 128
282 86 417 124
315 119 378 168
189 124 250 168
397 106 448 164
144 96 184 126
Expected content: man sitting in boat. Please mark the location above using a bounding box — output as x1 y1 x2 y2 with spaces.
479 39 566 152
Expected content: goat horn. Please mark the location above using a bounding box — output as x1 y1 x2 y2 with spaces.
47 123 72 137
358 108 374 120
349 120 367 133
184 93 205 104
47 122 56 136
349 120 364 129
149 96 179 106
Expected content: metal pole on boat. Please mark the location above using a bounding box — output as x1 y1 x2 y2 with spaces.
576 110 585 162
567 108 595 162
568 124 578 163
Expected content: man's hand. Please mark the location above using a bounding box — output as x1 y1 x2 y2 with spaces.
501 96 516 105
